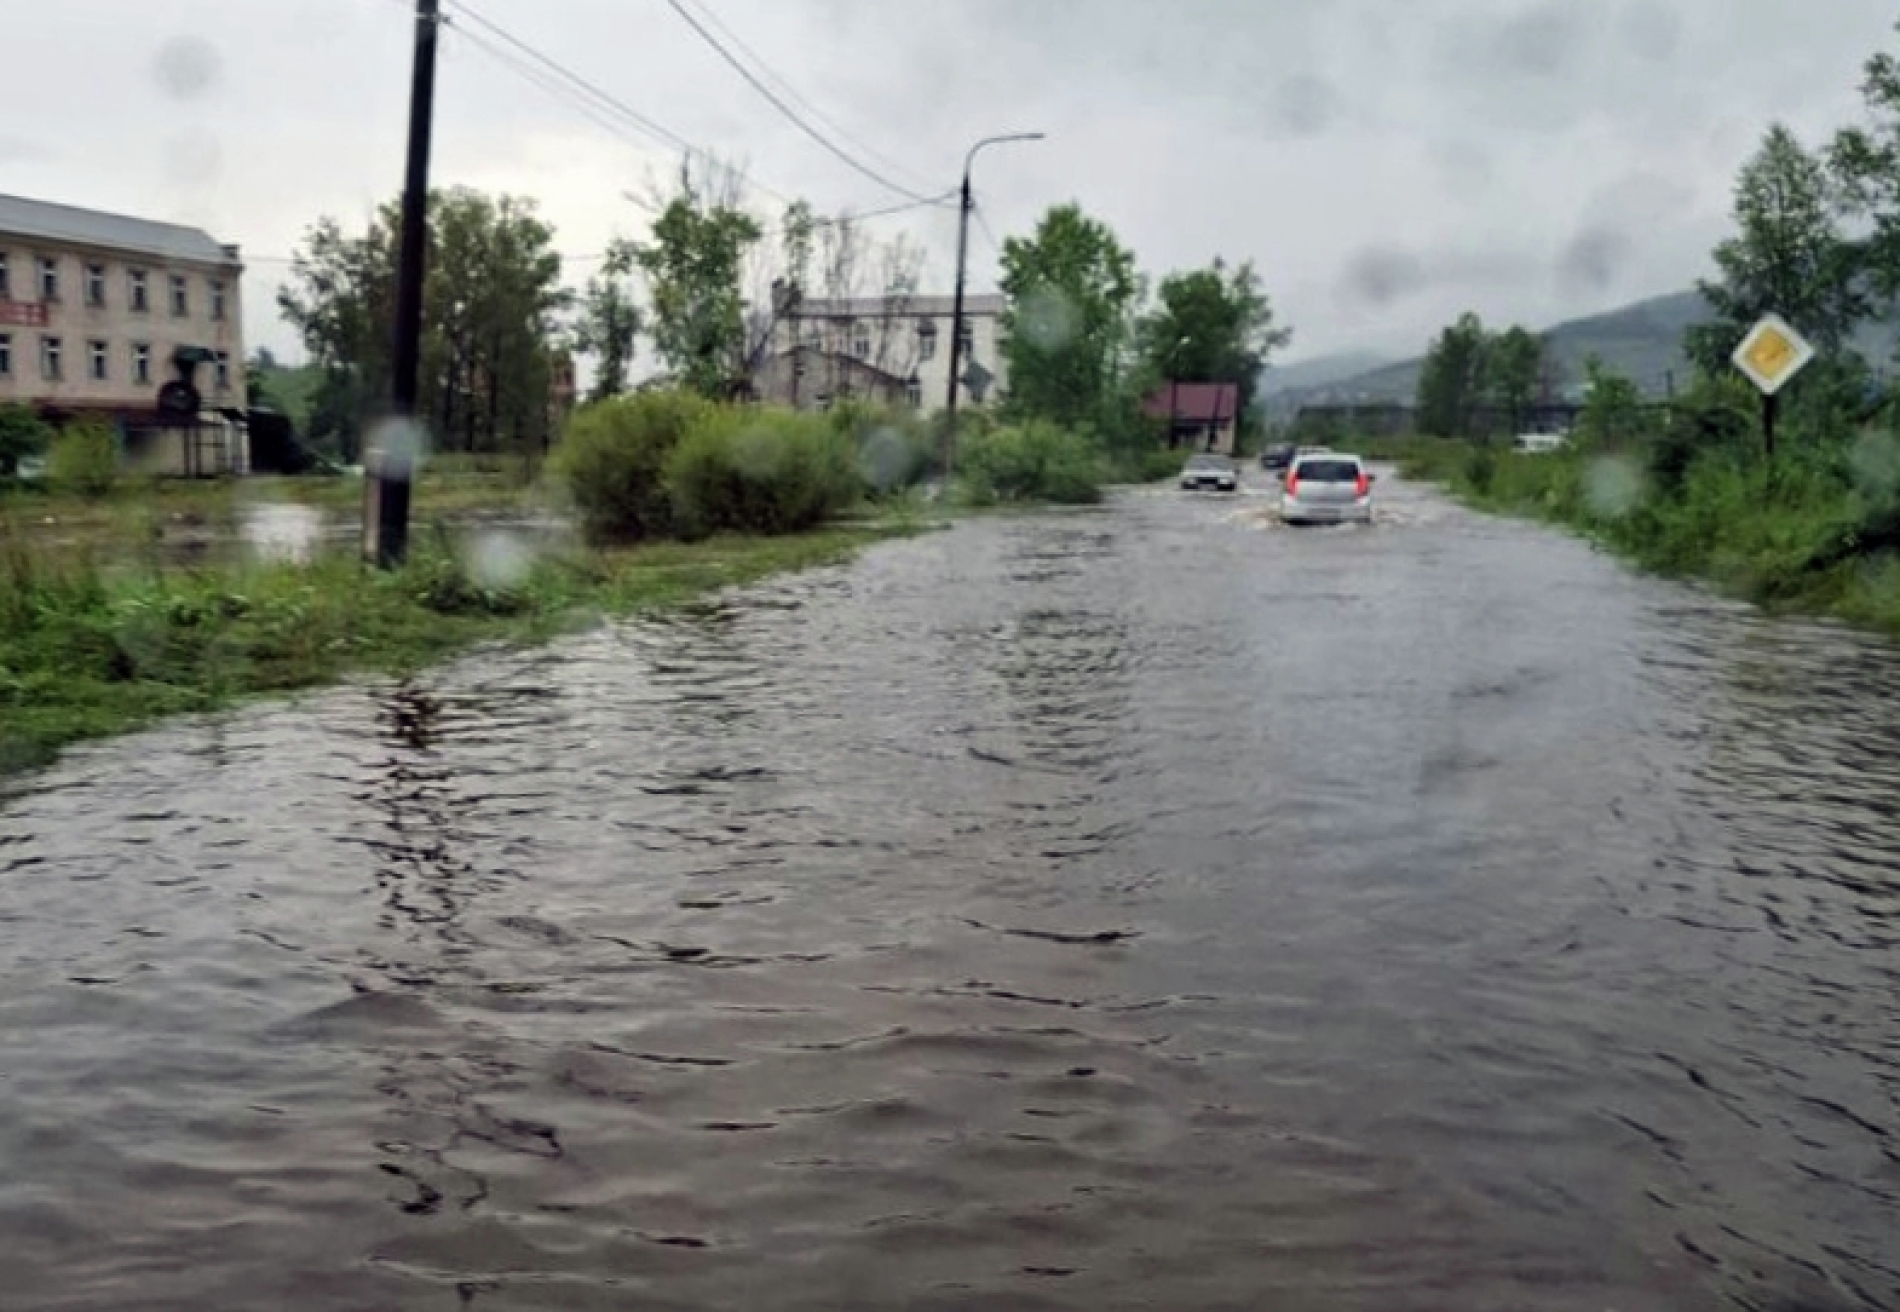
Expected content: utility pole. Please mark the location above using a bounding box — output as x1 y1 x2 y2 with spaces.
943 131 1045 482
368 0 440 569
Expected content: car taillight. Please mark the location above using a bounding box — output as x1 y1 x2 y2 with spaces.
1355 472 1370 497
1285 471 1298 495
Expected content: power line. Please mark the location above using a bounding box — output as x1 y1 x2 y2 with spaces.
672 0 937 197
442 0 796 206
662 0 944 206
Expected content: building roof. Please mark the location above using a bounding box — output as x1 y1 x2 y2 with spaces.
793 292 1005 319
0 194 241 268
1143 381 1240 423
770 345 914 386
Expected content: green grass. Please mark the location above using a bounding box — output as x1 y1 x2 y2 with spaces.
1365 431 1900 639
0 518 926 777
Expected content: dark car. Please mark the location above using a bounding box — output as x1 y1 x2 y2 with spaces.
1260 442 1296 472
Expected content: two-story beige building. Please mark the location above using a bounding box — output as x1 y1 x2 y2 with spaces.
0 194 248 475
752 291 1008 415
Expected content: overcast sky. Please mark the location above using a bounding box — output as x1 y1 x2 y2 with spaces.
5 0 1896 367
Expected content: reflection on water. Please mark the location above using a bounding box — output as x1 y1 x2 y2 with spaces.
0 476 1896 1310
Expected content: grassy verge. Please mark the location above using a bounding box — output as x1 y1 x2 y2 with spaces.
0 519 927 778
1369 433 1900 638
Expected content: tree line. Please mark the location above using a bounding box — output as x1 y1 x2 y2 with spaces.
274 161 1294 465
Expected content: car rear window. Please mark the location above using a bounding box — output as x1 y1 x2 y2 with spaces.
1295 459 1359 482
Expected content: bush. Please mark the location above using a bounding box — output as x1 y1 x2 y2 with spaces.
0 404 52 479
826 399 936 493
955 420 1104 506
550 390 715 543
47 420 119 499
663 407 864 538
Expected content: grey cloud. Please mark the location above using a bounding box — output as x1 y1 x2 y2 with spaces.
1559 224 1633 293
1272 75 1343 138
1340 247 1430 309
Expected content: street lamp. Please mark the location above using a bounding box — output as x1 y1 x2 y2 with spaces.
944 131 1045 477
1168 334 1192 450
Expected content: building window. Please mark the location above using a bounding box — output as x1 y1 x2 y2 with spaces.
86 264 107 307
132 342 151 386
38 257 59 302
956 320 974 351
0 253 10 300
40 336 62 380
89 340 109 382
129 269 149 313
851 324 871 359
917 321 938 361
0 333 11 378
904 377 923 408
214 350 231 391
209 278 226 322
169 274 188 317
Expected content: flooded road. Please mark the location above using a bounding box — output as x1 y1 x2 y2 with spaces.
3 473 1897 1310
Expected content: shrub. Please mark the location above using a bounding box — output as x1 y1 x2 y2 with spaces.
663 407 863 538
47 420 119 499
0 403 52 479
955 420 1104 506
550 389 715 542
826 399 936 493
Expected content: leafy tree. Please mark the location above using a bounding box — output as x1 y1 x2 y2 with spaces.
1576 358 1655 448
0 403 53 477
626 165 764 398
278 187 570 460
574 272 642 403
1416 312 1491 438
1834 25 1900 301
1135 257 1292 436
1488 325 1545 433
998 203 1140 431
1689 124 1866 374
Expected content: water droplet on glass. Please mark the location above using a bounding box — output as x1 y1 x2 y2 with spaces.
1584 454 1645 519
464 531 536 591
154 36 222 101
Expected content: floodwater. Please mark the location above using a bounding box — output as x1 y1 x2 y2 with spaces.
2 472 1897 1311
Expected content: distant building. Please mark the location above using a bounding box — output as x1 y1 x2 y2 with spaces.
0 193 248 475
1145 381 1240 454
753 288 1008 415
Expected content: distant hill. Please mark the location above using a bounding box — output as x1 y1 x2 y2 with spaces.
1259 351 1394 396
1271 288 1900 415
1272 291 1712 412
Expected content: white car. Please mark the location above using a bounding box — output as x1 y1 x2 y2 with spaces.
1281 451 1373 525
1179 453 1238 493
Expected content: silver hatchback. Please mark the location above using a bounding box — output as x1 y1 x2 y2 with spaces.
1280 451 1373 525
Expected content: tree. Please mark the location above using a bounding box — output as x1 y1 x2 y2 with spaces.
627 164 764 398
1834 25 1900 301
1488 325 1545 433
1136 257 1292 436
278 187 570 459
1689 124 1866 374
998 203 1140 431
1416 312 1491 438
574 262 643 403
1576 357 1654 448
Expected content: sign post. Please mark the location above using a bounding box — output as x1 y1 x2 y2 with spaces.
1731 314 1815 464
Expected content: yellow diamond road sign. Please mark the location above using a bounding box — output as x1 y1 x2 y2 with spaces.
1732 314 1815 396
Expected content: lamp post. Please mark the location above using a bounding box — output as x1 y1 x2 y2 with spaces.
944 131 1044 479
1168 334 1191 450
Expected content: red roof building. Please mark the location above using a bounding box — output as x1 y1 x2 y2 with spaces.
1144 381 1240 455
